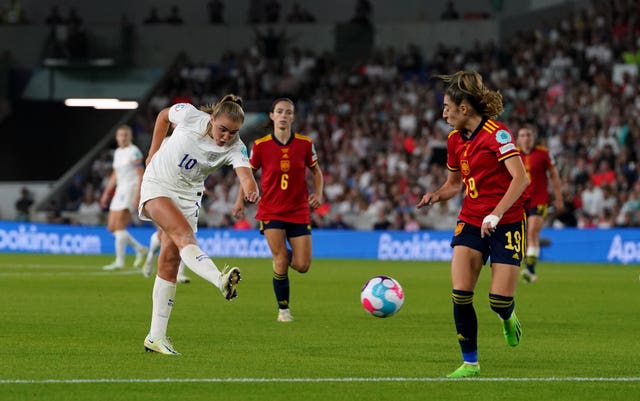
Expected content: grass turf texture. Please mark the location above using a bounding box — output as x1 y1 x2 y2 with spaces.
0 253 639 400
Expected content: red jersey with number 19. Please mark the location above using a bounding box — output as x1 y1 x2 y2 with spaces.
250 133 318 224
446 118 524 226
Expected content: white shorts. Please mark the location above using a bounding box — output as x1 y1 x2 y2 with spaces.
110 184 137 212
139 181 201 232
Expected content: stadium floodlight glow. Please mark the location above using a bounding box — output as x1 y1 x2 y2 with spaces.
93 100 139 109
64 98 139 109
64 98 118 107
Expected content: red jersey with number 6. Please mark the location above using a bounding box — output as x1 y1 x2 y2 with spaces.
520 145 553 208
446 118 525 226
250 133 318 223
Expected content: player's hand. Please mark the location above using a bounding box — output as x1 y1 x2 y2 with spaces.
99 194 109 209
416 193 438 209
244 191 260 204
308 194 322 209
481 214 500 238
232 203 245 220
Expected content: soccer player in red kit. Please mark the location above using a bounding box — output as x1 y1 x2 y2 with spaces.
417 71 529 378
517 125 563 283
236 98 323 322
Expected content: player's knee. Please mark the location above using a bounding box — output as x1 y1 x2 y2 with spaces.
292 261 310 273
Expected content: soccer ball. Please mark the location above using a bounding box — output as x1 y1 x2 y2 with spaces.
360 275 405 318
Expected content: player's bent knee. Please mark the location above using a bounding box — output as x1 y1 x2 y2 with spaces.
293 262 311 273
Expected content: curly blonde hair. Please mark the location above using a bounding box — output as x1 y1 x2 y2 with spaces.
435 71 504 119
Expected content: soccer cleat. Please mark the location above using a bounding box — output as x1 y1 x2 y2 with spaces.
142 259 154 278
502 312 522 347
177 273 191 284
277 308 294 322
133 247 148 269
102 261 124 271
219 265 241 301
446 363 480 378
521 269 538 283
144 336 180 355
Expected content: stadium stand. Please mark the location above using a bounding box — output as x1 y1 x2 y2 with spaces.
1 0 638 230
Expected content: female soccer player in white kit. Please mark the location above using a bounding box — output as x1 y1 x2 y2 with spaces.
139 95 260 355
100 125 148 270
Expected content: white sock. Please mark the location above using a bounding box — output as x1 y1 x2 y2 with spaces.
114 230 127 266
148 275 176 339
178 261 187 276
526 246 539 258
179 244 220 286
123 229 145 252
149 231 161 254
145 231 161 264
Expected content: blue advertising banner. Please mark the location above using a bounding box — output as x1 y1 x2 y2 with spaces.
0 221 638 264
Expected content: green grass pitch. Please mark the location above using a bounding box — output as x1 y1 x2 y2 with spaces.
0 253 639 400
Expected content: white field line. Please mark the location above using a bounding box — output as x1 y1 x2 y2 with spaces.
1 377 639 384
0 271 142 277
0 263 142 276
0 263 100 269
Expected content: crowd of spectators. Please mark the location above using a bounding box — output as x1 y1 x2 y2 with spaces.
54 0 640 231
0 0 28 24
41 5 89 61
0 0 500 27
0 1 316 26
142 6 184 25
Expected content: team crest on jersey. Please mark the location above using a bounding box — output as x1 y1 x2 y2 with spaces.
454 222 465 236
174 103 186 111
280 159 290 172
460 160 470 176
207 153 221 162
495 129 512 144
